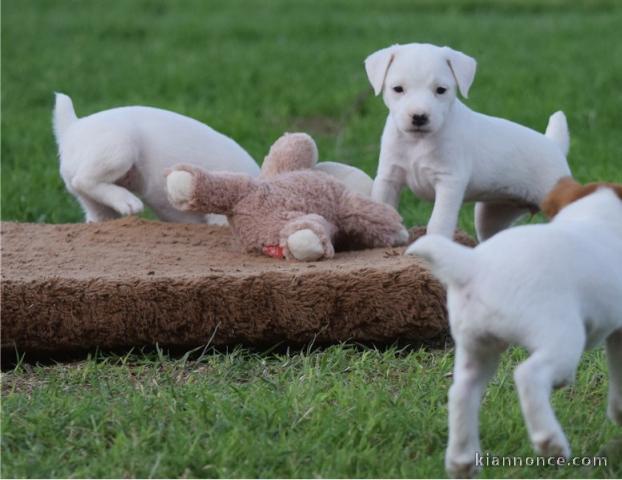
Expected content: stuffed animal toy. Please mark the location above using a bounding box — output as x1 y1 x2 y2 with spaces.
165 132 409 261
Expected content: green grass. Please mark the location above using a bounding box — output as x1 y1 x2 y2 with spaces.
1 0 621 477
2 347 620 478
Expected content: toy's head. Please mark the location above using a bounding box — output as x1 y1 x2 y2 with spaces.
541 176 622 218
365 43 476 137
261 132 318 177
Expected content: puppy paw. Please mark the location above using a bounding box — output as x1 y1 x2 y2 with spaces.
445 454 478 479
389 227 410 246
533 431 571 459
166 170 195 209
112 194 144 216
607 398 622 425
286 229 332 261
404 241 418 256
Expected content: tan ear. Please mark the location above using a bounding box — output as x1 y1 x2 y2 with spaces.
612 185 622 201
364 45 399 96
443 47 477 98
540 176 582 218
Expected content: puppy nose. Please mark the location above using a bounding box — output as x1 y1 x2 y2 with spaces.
411 114 429 126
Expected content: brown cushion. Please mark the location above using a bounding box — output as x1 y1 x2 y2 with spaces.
0 217 475 353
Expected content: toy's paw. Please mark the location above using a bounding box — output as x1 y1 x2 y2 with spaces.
166 170 195 209
287 229 331 261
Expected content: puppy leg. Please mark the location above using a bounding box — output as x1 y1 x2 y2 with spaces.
427 183 465 238
446 343 502 479
337 192 409 248
606 328 622 425
75 194 120 223
280 214 337 261
371 175 403 208
71 154 143 217
514 329 584 458
474 202 530 242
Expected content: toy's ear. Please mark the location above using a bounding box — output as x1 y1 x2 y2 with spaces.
443 47 477 98
364 45 399 96
261 132 318 177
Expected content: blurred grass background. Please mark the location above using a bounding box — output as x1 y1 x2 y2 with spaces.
1 0 621 478
2 0 621 228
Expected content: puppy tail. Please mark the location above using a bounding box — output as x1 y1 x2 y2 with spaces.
53 92 78 142
405 234 475 287
545 111 569 156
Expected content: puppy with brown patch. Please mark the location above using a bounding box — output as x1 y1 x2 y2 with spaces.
541 176 622 218
406 177 622 478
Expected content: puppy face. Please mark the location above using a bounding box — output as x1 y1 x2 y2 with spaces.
365 43 477 136
541 176 622 218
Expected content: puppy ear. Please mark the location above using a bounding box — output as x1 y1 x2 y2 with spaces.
443 47 477 98
540 176 582 218
364 45 399 95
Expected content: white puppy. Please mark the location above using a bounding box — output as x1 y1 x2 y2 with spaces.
406 188 622 478
53 93 260 224
365 43 571 240
54 94 374 223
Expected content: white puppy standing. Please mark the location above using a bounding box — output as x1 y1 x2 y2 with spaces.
407 188 622 478
53 93 261 224
365 43 571 240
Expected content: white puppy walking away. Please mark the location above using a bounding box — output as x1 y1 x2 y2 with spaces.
407 188 622 478
365 43 571 241
53 93 260 224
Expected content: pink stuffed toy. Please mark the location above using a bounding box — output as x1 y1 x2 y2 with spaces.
165 132 409 261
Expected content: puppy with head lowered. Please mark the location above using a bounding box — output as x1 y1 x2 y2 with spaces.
407 178 622 477
365 43 571 241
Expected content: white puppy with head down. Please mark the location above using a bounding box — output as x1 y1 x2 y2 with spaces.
53 93 261 224
54 93 374 224
365 43 571 240
407 184 622 478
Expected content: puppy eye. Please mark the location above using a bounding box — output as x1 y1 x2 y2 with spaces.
393 86 404 93
436 86 447 94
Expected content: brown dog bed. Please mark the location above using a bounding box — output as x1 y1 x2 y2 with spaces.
1 217 475 353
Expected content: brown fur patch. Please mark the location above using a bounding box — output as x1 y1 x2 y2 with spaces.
541 176 622 219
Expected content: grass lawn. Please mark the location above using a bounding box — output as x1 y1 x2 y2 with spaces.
1 0 621 477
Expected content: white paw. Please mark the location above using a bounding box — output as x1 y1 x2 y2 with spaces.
533 431 571 458
113 195 144 216
446 451 478 479
404 241 418 256
446 460 478 479
607 398 622 425
391 227 410 246
166 170 194 206
205 214 229 226
287 229 325 261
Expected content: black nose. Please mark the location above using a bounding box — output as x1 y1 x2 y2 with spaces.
411 114 429 127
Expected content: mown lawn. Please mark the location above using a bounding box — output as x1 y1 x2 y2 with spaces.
1 0 621 478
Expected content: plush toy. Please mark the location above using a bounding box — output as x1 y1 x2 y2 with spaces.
165 132 409 261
